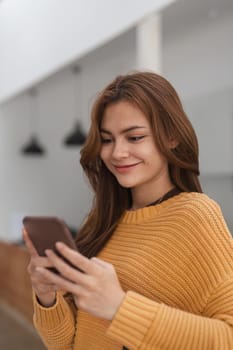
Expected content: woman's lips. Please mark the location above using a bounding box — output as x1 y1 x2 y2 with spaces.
114 162 141 173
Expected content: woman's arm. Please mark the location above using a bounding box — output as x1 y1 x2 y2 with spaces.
33 291 77 350
23 230 77 349
107 275 233 349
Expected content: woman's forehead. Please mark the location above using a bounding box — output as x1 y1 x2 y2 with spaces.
101 101 150 130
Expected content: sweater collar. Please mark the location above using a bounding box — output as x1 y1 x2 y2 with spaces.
120 192 193 224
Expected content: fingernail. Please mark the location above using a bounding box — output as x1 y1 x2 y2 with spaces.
56 242 64 249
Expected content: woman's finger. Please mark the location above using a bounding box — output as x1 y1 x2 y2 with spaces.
31 255 55 268
90 257 109 268
55 242 96 275
36 266 82 295
45 249 86 284
31 273 56 288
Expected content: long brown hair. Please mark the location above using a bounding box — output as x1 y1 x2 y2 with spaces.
76 71 202 257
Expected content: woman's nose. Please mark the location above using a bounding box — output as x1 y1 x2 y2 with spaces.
111 141 129 159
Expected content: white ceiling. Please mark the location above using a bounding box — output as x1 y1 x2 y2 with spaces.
0 0 174 104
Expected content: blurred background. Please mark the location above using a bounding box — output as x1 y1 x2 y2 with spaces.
0 0 232 348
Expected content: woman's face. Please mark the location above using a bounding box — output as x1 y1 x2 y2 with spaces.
100 100 171 193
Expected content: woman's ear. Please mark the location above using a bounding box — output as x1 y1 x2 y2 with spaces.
169 139 179 149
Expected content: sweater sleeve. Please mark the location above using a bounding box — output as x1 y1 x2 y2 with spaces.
107 196 233 349
107 278 233 350
33 291 77 350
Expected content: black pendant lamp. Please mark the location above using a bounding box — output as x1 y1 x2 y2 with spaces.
21 134 46 155
21 88 46 156
63 66 86 147
64 120 86 146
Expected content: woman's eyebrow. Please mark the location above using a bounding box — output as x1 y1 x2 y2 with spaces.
100 126 147 135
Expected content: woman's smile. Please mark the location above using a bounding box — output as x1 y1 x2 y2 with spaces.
113 162 142 173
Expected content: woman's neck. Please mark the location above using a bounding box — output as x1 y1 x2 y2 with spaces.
131 182 174 211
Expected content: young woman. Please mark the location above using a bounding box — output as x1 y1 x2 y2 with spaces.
24 72 233 349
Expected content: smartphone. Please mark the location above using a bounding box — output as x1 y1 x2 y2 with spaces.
23 216 78 273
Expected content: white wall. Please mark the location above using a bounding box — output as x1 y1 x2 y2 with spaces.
163 12 233 100
0 29 137 241
201 175 233 233
185 86 233 175
163 10 233 232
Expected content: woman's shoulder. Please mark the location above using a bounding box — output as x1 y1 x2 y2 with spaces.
173 192 233 274
171 192 232 241
171 192 221 215
166 192 229 232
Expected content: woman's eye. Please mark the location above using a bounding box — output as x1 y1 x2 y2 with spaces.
101 138 112 144
129 136 145 142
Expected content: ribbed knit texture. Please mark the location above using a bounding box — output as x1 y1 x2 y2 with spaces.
33 192 233 349
33 291 76 349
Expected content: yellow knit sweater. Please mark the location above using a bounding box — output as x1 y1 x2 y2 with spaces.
33 192 233 349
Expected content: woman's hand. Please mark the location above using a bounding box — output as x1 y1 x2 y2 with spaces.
35 242 126 320
23 229 57 307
